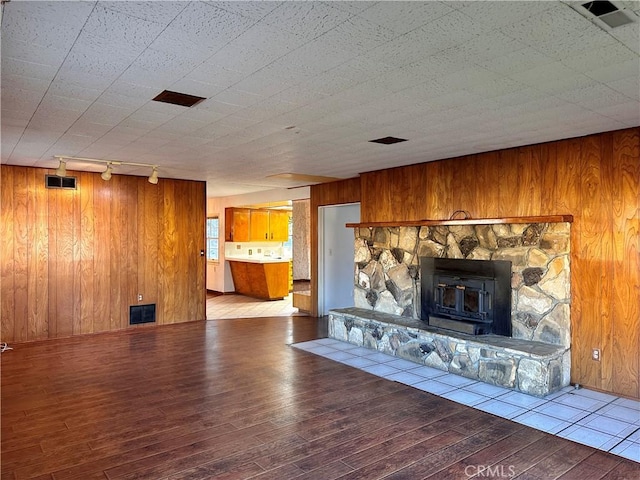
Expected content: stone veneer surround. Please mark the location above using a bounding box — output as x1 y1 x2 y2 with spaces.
353 222 571 349
327 220 573 397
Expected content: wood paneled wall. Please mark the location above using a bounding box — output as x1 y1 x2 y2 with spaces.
309 177 361 319
1 166 206 343
311 128 639 398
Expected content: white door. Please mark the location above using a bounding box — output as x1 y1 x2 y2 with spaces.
318 203 360 316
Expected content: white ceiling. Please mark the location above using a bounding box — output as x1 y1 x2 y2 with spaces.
2 1 639 197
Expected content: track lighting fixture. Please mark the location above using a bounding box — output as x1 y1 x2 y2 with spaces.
55 160 67 177
53 156 160 184
101 163 113 181
148 166 159 185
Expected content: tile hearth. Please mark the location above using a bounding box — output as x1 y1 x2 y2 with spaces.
293 337 640 464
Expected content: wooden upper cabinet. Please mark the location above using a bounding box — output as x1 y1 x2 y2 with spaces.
268 210 289 242
226 207 290 243
225 207 250 242
250 209 270 241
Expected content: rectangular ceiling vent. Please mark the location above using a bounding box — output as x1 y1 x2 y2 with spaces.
45 175 77 189
152 90 206 107
369 136 408 145
579 1 636 28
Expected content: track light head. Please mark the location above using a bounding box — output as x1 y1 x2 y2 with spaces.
148 166 159 185
55 160 67 177
101 163 113 181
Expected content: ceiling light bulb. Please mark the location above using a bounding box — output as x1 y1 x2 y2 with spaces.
55 160 67 177
101 164 113 181
148 167 158 185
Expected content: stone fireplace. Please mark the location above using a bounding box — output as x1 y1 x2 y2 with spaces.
353 221 571 349
328 217 573 396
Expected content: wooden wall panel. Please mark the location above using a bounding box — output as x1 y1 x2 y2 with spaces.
13 167 29 342
611 129 640 398
577 134 605 389
1 166 15 342
79 172 94 335
310 128 639 397
0 166 206 343
159 181 176 325
31 168 49 340
310 177 361 316
138 180 159 310
93 178 111 333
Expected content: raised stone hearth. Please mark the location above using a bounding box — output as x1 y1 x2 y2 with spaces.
329 307 570 397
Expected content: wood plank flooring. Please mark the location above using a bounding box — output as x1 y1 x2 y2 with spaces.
1 317 637 479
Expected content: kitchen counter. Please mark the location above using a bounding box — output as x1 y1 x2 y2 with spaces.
226 256 290 264
227 258 290 300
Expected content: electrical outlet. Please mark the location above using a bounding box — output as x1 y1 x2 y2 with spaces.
592 348 600 361
138 294 143 302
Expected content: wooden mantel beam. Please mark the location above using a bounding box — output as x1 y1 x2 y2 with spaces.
346 215 574 228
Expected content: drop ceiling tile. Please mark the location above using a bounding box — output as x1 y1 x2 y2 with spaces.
608 22 640 54
164 2 255 50
83 5 167 50
0 8 83 53
195 99 245 117
356 1 454 35
454 1 556 28
562 43 638 74
279 39 360 75
117 65 183 90
210 1 283 20
500 3 617 59
595 102 640 124
132 47 203 78
557 82 636 110
0 76 47 102
260 2 350 41
102 2 188 24
230 24 303 60
436 67 501 92
316 14 397 56
205 44 277 76
210 89 264 108
78 103 133 127
162 79 221 100
1 57 58 82
584 59 640 84
1 89 43 113
476 47 554 76
607 76 640 100
38 94 93 115
2 39 69 68
187 63 246 90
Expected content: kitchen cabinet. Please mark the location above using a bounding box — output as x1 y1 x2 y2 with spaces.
225 208 250 242
228 259 289 300
226 207 290 243
268 210 289 242
249 209 270 241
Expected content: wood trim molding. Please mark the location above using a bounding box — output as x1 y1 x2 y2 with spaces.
346 214 573 228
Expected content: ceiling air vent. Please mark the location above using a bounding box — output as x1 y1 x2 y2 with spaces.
152 90 206 107
45 175 77 189
369 136 408 145
580 1 636 28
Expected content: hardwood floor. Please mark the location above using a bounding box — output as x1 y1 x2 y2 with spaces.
1 317 637 480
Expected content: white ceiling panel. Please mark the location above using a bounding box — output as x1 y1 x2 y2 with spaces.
1 1 638 196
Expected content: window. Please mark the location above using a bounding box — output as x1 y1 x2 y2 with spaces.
206 217 219 262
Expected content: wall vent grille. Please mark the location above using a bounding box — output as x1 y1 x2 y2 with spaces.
45 175 77 189
130 304 156 325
